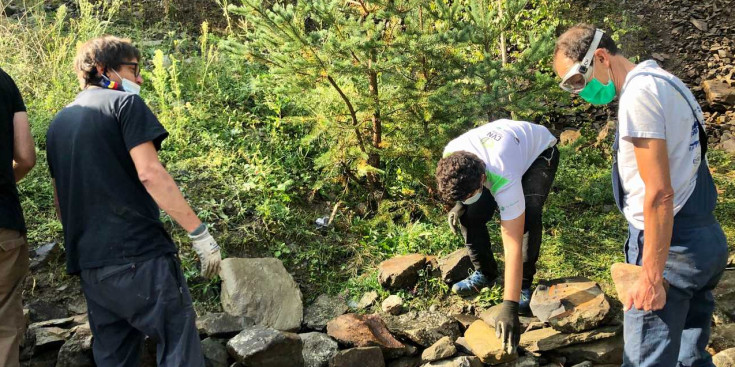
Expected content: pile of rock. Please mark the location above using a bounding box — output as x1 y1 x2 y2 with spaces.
19 252 735 367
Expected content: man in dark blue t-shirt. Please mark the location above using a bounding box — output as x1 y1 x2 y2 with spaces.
46 36 221 367
0 67 35 367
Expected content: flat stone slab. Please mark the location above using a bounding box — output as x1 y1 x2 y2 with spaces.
220 258 303 332
529 277 611 333
464 320 517 365
519 324 621 353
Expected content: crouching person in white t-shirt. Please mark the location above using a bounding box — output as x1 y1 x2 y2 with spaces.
436 119 558 354
554 24 729 367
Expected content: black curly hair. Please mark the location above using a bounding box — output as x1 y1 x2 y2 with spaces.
436 151 485 203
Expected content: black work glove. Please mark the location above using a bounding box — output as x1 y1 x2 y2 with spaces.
495 300 520 354
447 202 465 235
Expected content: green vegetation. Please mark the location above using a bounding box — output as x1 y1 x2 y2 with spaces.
2 0 733 313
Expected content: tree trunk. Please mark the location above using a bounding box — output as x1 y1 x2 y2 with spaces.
367 56 382 190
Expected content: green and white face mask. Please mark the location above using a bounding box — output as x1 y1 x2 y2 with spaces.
578 66 616 106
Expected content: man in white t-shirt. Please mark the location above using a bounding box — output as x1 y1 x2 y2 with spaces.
436 119 558 354
554 24 728 367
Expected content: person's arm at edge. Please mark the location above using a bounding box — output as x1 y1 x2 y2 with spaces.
624 137 672 311
500 212 525 302
129 141 202 233
12 111 35 181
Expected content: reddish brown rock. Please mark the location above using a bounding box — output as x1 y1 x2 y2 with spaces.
378 254 427 290
326 313 407 358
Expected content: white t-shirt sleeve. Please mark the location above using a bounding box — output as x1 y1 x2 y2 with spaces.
619 83 666 141
494 181 525 220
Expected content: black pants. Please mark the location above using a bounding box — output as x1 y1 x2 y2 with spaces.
459 146 559 289
80 254 204 367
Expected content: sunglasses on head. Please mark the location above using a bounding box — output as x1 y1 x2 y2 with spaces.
559 29 604 94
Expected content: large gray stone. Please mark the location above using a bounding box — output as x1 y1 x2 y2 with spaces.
329 347 385 367
438 249 473 284
519 325 621 353
304 294 349 331
56 324 93 367
378 254 427 290
713 348 735 367
220 258 303 332
554 335 624 365
197 312 255 338
383 311 461 347
529 277 611 333
714 270 735 324
201 338 229 367
300 332 339 367
226 326 304 367
421 356 483 367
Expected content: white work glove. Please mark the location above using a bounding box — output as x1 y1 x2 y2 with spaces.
188 225 222 279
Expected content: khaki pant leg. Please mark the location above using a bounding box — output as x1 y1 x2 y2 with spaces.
0 229 30 367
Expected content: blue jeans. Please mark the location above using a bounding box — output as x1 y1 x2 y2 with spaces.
623 221 728 367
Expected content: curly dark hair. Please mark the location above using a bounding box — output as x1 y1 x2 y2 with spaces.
554 23 619 62
436 151 485 203
74 35 141 88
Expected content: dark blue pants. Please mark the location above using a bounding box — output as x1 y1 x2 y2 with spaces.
623 221 728 367
81 254 205 367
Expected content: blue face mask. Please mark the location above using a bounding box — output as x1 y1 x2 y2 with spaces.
462 188 483 205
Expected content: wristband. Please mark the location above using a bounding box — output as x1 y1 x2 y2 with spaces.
189 223 207 237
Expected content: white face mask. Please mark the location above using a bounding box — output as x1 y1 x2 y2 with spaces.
461 189 483 205
112 70 141 95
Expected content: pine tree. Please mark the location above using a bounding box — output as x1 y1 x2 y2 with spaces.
223 0 568 198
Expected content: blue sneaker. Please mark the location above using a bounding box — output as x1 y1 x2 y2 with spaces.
452 270 493 296
519 288 533 315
